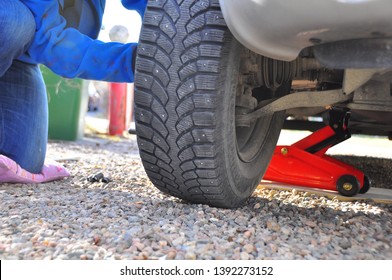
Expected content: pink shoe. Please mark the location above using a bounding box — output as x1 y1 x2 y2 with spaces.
0 155 70 183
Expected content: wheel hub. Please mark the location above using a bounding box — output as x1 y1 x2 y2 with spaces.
343 183 353 191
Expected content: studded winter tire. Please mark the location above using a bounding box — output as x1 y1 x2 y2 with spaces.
134 0 287 208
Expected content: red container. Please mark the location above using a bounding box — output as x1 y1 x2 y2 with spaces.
108 83 127 135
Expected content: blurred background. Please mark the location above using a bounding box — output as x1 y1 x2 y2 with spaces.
42 0 143 141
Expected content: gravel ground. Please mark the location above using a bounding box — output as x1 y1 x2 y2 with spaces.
0 133 391 260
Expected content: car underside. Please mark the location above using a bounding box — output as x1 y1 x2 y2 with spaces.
219 0 392 137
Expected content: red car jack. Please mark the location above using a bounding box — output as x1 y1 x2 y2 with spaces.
263 107 370 196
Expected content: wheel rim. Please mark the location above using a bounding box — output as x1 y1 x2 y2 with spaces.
234 50 277 163
236 114 274 162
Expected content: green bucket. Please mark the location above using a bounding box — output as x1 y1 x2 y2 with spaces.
41 65 88 141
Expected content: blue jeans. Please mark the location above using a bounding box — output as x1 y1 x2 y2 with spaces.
0 1 48 173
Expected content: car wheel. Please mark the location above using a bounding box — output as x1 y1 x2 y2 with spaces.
359 175 371 194
336 175 360 197
134 0 288 208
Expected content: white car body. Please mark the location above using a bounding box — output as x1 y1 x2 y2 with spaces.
219 0 392 61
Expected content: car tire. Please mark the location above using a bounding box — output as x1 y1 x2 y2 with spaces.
134 0 287 208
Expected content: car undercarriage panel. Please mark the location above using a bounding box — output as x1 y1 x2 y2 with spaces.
219 0 392 61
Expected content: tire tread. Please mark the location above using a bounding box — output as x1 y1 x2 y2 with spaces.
135 0 243 206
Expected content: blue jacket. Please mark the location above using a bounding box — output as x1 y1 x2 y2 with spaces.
20 0 147 82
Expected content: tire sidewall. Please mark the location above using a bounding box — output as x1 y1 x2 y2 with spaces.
218 38 285 205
